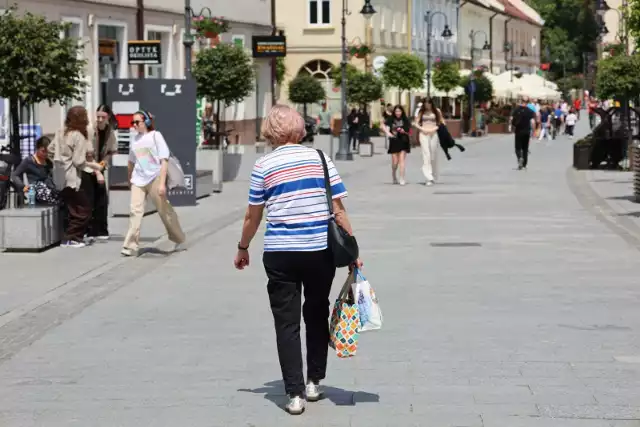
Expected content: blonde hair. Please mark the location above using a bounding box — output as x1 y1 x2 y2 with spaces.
261 104 306 146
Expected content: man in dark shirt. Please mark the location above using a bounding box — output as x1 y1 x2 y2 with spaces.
511 97 536 170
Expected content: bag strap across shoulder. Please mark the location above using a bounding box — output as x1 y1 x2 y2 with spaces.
316 149 334 215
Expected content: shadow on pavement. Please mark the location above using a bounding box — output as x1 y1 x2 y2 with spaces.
238 380 379 412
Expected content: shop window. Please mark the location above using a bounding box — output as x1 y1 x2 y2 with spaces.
146 29 170 79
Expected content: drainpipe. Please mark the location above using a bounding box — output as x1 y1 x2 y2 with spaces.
504 17 512 68
271 0 277 108
457 0 468 65
136 0 144 78
489 12 498 73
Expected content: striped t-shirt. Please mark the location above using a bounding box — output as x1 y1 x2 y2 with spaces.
248 144 348 252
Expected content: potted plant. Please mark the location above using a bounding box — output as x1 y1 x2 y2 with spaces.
192 16 230 39
487 113 509 134
349 44 372 59
573 135 594 170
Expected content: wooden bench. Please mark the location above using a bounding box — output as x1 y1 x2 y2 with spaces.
0 205 62 251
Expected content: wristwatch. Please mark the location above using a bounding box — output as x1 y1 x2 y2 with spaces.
238 243 249 251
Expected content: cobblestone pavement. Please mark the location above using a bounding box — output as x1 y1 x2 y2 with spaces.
1 123 640 427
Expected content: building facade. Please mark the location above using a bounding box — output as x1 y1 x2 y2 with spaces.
409 0 542 76
0 0 272 148
275 0 409 116
411 0 459 64
192 0 274 143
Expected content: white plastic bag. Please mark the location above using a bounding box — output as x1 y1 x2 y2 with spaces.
351 269 383 332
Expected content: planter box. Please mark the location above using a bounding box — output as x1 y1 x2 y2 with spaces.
196 149 224 192
447 119 462 139
573 142 593 170
358 141 374 157
487 122 509 134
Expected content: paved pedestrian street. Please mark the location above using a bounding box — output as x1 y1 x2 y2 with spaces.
1 127 640 427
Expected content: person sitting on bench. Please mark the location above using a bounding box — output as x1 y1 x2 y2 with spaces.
11 136 59 205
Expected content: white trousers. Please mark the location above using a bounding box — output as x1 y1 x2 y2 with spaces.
420 132 439 182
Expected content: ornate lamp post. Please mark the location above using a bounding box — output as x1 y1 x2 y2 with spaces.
336 0 377 161
424 11 453 98
183 3 212 78
468 30 490 133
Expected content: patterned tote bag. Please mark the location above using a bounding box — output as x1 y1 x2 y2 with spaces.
329 271 360 358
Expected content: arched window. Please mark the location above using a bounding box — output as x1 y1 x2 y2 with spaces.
296 60 340 117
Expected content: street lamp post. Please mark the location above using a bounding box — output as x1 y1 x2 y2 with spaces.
336 0 376 161
424 11 453 98
183 3 212 78
468 30 490 134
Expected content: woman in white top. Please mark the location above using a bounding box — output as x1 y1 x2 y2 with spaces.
415 98 443 186
121 110 185 256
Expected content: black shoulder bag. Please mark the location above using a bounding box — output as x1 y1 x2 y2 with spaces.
316 149 359 268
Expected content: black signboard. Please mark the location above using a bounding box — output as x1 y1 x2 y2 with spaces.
107 79 197 207
127 40 162 65
252 35 286 58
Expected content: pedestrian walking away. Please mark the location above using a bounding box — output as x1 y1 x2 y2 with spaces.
552 104 563 140
383 105 411 185
121 110 186 257
538 106 552 142
49 106 105 248
511 97 536 170
415 98 441 186
233 104 362 416
565 108 577 138
86 104 117 242
347 108 359 151
317 103 332 135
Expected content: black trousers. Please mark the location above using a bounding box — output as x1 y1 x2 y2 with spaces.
86 173 109 237
263 249 336 396
566 125 575 136
515 133 531 167
349 128 358 150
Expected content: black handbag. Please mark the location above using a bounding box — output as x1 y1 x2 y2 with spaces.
317 149 359 268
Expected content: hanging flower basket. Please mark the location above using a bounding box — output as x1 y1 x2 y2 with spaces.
349 44 373 59
192 16 230 39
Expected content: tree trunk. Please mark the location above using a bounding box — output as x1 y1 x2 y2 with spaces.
9 97 20 157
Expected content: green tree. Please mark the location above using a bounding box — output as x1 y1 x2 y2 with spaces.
193 43 255 137
528 0 598 77
460 72 493 104
330 63 359 87
276 57 286 85
288 74 325 117
432 61 461 97
0 8 86 155
596 54 640 100
346 72 384 110
381 53 426 97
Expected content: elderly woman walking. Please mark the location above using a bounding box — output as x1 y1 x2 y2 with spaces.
234 105 361 415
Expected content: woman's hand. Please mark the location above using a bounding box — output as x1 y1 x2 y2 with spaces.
95 171 105 185
234 249 250 270
349 258 364 271
157 183 167 198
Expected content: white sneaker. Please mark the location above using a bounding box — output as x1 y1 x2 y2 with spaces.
305 382 323 402
84 236 95 245
96 235 110 242
426 180 434 186
121 248 134 257
285 395 305 415
399 179 406 186
62 240 86 248
173 242 185 252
